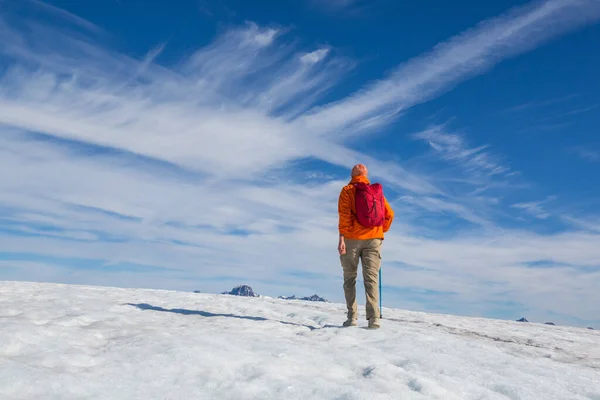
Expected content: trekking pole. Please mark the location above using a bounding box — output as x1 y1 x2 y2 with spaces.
379 265 382 319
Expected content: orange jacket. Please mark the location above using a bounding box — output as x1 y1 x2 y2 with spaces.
338 175 394 240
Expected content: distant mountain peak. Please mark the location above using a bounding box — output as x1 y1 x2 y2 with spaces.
278 295 298 300
279 294 327 302
222 285 259 297
302 294 327 302
517 317 528 322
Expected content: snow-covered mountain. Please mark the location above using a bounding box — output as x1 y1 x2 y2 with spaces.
221 285 258 297
221 286 327 302
1 281 599 399
278 294 328 302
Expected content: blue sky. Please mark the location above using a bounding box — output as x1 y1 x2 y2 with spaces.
1 0 599 327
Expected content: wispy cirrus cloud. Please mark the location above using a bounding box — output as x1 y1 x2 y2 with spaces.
399 195 491 226
413 126 511 178
573 146 600 162
22 0 104 34
308 0 362 13
502 93 579 113
511 196 557 220
1 0 600 327
197 0 236 18
0 23 338 179
543 103 600 119
299 0 600 137
562 215 600 233
316 0 357 8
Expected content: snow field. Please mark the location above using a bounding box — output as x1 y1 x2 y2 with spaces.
1 281 599 399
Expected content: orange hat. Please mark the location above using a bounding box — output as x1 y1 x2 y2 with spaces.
351 164 368 177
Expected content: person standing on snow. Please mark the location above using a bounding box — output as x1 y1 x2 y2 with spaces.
337 164 394 329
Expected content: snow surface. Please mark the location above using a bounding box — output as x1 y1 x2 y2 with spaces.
1 281 599 400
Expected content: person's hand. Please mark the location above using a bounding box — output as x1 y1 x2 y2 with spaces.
338 237 346 255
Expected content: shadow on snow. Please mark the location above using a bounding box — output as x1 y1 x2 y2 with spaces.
125 303 339 331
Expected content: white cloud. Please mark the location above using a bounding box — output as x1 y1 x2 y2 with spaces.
562 215 600 233
1 0 600 326
574 147 600 162
512 202 550 219
298 0 600 137
511 196 556 220
300 48 330 64
400 195 491 227
413 126 510 177
502 93 579 113
24 0 104 34
308 0 359 12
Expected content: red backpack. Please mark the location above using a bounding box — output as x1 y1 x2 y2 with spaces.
353 182 385 228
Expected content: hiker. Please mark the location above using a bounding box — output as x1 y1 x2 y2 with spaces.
338 164 394 329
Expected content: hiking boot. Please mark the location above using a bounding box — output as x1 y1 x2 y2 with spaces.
368 318 380 329
343 318 358 327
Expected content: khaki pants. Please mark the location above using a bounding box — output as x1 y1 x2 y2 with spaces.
340 238 382 320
